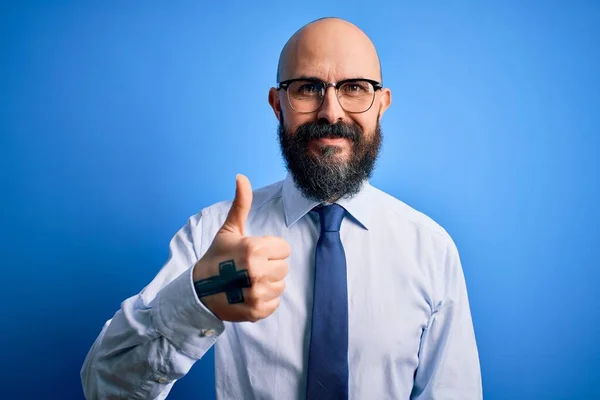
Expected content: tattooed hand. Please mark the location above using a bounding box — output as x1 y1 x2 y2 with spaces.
192 174 291 323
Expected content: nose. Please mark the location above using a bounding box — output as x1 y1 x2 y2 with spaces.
316 86 345 124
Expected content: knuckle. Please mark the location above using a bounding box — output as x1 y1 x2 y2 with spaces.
240 236 254 248
247 307 264 323
244 290 260 307
270 286 282 299
281 261 290 275
247 268 262 284
271 262 288 282
239 256 253 272
240 246 254 266
240 236 257 254
278 280 286 294
269 297 281 311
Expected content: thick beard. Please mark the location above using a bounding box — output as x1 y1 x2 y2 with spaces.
278 116 382 202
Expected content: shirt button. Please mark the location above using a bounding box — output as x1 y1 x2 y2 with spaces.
156 376 169 384
200 329 217 337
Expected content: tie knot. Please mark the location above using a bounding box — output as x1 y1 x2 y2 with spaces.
315 204 346 232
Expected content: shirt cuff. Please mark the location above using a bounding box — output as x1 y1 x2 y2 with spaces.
150 265 225 359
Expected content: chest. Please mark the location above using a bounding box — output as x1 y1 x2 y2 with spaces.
214 214 440 398
233 216 435 366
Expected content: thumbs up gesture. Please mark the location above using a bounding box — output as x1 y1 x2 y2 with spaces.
192 175 291 323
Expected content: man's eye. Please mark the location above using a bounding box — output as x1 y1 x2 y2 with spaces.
298 83 321 93
342 83 368 93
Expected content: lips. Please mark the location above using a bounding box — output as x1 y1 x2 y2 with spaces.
312 137 348 145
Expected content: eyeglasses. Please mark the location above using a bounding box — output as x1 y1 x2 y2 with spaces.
277 78 382 114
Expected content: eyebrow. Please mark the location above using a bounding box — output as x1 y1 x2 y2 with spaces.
286 76 377 82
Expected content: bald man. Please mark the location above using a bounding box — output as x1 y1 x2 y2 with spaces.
82 18 482 400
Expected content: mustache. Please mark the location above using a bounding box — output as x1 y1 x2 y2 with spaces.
294 121 362 142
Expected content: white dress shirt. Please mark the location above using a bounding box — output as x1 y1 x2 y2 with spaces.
81 174 482 399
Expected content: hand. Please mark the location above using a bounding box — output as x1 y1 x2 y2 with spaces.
192 174 291 323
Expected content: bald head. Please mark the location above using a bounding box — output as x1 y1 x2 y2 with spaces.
276 18 382 83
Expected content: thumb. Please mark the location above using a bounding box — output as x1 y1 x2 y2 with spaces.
221 174 253 236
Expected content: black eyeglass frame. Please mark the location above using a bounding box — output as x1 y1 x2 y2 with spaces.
277 78 383 114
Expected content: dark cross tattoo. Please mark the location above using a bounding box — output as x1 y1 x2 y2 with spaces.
193 260 251 304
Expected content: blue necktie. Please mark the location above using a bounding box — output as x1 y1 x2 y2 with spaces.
306 204 349 400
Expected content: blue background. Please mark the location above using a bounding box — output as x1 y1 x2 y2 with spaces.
2 1 599 399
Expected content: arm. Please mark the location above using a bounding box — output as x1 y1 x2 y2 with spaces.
410 240 483 400
81 215 225 400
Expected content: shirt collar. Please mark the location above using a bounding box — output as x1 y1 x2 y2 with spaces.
282 174 373 230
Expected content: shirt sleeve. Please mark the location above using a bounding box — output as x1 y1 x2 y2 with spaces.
410 239 483 400
80 213 225 400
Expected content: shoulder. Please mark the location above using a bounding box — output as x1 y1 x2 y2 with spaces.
369 184 456 247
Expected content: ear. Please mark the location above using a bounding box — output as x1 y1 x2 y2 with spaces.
376 88 392 119
268 87 282 121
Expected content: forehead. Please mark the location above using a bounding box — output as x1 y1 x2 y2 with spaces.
281 28 381 82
